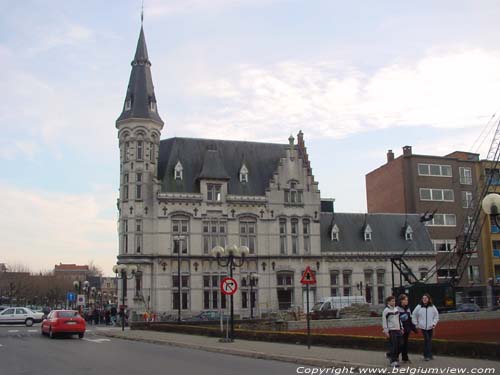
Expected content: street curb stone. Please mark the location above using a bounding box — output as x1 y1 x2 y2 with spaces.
95 331 384 370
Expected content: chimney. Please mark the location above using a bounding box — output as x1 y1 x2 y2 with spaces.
387 150 395 163
402 145 412 157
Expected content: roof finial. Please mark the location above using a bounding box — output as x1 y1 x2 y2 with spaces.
141 0 144 26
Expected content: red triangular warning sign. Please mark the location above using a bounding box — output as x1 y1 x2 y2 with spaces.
300 266 316 285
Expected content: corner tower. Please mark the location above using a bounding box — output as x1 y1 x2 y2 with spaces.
116 24 163 260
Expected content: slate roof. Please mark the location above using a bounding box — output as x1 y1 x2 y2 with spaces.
158 137 287 195
116 26 163 125
320 213 434 254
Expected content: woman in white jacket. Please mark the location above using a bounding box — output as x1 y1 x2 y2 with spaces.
412 293 439 361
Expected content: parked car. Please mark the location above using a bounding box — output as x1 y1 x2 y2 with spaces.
0 307 44 326
41 310 86 339
448 303 481 313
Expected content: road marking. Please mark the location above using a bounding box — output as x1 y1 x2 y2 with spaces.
83 338 111 343
28 330 37 332
8 330 19 333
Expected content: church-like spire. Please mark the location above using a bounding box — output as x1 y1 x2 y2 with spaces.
116 24 163 125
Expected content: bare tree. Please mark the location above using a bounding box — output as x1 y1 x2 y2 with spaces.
87 260 103 277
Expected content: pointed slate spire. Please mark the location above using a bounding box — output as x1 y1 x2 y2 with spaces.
117 25 163 125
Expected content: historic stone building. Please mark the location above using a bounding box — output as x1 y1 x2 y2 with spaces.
115 26 435 318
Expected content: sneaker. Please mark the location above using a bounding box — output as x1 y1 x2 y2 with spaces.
424 357 430 361
402 360 412 364
390 362 400 368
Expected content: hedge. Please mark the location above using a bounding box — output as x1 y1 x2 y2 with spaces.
131 322 500 361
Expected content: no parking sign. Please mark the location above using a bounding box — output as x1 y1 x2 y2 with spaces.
76 294 86 306
220 277 238 296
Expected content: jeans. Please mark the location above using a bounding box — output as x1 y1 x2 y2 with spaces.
401 331 410 361
389 330 402 363
422 329 433 359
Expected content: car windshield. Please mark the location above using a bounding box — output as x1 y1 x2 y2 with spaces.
57 311 79 318
312 302 323 311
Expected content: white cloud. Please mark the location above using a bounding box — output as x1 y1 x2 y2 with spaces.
179 49 500 143
0 183 117 275
146 0 280 16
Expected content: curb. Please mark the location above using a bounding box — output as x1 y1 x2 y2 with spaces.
95 331 384 370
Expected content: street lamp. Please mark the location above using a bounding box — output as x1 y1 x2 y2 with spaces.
211 244 249 342
112 264 138 331
245 273 259 319
482 193 500 308
73 280 89 310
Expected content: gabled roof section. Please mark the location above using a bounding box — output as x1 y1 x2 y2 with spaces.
321 213 433 253
116 26 163 125
198 148 230 180
158 137 287 195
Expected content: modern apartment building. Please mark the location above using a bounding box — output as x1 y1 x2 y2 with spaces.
366 146 489 305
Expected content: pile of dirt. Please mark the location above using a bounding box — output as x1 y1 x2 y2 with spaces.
338 303 373 318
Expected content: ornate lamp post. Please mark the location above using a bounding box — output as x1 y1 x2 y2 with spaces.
112 264 138 331
73 280 89 310
211 244 249 342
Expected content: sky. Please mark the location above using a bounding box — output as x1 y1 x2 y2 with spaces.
1 0 500 275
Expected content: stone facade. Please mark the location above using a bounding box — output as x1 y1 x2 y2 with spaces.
114 26 436 317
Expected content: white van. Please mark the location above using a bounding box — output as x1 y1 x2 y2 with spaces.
311 296 366 320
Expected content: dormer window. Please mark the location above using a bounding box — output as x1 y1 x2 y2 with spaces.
364 224 372 241
240 164 249 183
125 100 132 111
174 161 183 180
405 225 413 241
150 101 156 112
331 224 340 241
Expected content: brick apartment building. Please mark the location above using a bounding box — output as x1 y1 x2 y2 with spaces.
366 146 488 305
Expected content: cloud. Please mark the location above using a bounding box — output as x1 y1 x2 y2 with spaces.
146 0 281 16
27 23 94 55
0 183 117 275
179 49 500 143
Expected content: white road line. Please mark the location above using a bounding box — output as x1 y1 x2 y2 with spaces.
83 338 111 343
7 330 19 333
28 330 37 332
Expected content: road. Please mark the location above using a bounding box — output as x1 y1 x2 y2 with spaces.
0 325 301 375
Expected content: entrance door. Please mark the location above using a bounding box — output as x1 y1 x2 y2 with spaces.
302 288 315 312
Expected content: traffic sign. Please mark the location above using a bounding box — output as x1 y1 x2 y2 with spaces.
67 292 76 302
300 266 317 285
76 294 86 306
221 277 238 295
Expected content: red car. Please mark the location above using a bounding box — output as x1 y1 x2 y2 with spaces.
41 310 86 339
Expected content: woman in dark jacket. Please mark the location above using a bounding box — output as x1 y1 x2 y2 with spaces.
397 294 417 363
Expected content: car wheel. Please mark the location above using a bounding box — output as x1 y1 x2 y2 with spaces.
78 332 84 339
49 328 55 339
25 318 34 327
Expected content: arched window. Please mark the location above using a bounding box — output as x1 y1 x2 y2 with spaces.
240 164 249 183
331 224 340 241
174 161 183 180
364 224 372 241
405 225 413 241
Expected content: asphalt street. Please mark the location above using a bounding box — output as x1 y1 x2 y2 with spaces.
0 324 301 375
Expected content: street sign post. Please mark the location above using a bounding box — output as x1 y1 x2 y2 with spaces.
76 294 85 307
221 277 238 295
300 266 317 349
67 292 76 309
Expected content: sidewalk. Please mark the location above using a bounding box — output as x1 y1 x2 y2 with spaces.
94 328 500 370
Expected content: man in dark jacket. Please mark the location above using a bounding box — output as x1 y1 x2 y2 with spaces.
397 294 417 363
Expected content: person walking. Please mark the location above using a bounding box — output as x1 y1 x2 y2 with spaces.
397 294 417 364
412 293 439 361
382 295 403 368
